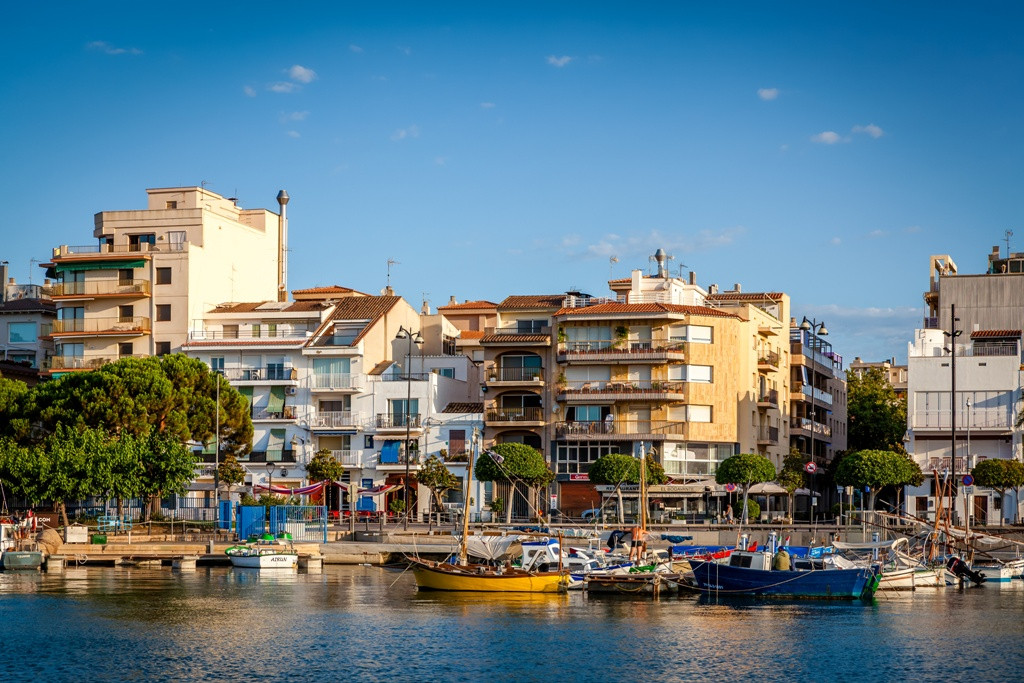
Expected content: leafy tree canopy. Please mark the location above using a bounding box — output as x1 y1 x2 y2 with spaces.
417 454 461 510
217 452 247 489
475 443 552 487
834 449 923 509
972 458 1014 495
777 447 806 495
846 367 907 451
715 453 777 488
306 449 345 484
587 452 667 486
0 376 32 441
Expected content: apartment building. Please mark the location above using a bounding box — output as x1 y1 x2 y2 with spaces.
849 356 908 400
0 263 55 373
906 249 1024 525
789 320 846 466
41 186 285 374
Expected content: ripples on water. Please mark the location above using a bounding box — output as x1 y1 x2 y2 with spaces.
1 566 1021 682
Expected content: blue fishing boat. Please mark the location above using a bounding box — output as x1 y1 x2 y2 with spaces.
687 549 880 600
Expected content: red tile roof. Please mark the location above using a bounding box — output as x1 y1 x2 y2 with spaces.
481 333 551 344
554 303 739 318
437 300 498 311
459 330 485 339
292 285 367 295
0 298 56 314
706 292 785 302
309 295 402 346
971 329 1021 339
498 295 566 310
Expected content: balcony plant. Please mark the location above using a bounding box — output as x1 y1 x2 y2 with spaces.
612 325 629 348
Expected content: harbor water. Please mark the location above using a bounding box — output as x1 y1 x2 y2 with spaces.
2 566 1022 682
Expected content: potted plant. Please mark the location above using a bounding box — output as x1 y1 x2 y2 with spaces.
613 325 629 348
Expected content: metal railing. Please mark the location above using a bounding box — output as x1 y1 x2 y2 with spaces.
796 384 833 406
789 417 831 437
373 414 422 429
46 279 151 298
327 450 362 467
485 407 545 422
757 426 780 443
246 449 297 463
758 388 779 405
51 316 151 335
758 350 780 366
487 366 544 382
560 379 687 394
484 324 551 336
911 409 1011 430
557 339 687 354
222 365 295 381
310 372 363 390
188 330 311 341
554 420 687 437
310 411 361 428
52 242 186 257
251 406 297 421
375 373 432 382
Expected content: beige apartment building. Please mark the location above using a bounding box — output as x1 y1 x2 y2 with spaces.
42 187 285 374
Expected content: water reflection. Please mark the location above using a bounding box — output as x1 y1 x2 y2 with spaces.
0 566 1022 682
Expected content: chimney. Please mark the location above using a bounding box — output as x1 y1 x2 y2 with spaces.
0 262 7 301
448 295 458 306
688 270 697 286
276 190 290 302
709 284 718 295
421 300 431 315
733 283 741 293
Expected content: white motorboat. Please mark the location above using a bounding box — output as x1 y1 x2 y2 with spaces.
225 535 298 569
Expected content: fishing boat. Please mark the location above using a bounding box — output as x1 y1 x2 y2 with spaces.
687 548 880 599
225 534 298 569
831 538 948 590
410 444 569 593
1 519 44 571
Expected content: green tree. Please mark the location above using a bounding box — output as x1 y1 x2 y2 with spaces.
217 452 247 490
777 447 806 521
475 443 552 524
306 449 345 485
847 367 907 451
739 498 760 522
716 453 776 526
835 449 923 512
1006 460 1024 524
588 453 637 524
0 376 32 442
416 454 460 527
972 459 1015 523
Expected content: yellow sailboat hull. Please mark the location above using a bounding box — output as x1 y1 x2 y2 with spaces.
411 560 568 593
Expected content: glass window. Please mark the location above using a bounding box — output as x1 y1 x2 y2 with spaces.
267 323 278 337
156 341 171 356
156 304 171 322
210 357 224 373
251 324 260 338
156 267 172 285
8 322 37 343
433 367 455 378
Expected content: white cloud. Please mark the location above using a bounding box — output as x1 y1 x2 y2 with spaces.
830 236 842 246
269 82 298 93
757 88 779 101
852 123 884 139
87 41 142 56
811 131 842 145
398 46 412 56
288 65 317 83
867 229 886 239
391 125 420 141
480 102 496 109
285 111 309 121
243 85 257 97
547 55 573 67
349 44 364 53
286 130 301 138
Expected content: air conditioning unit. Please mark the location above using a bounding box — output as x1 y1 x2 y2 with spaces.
285 386 298 395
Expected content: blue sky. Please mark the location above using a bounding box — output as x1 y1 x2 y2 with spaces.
3 2 1022 365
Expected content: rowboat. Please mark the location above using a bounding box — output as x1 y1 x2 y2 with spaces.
225 534 298 569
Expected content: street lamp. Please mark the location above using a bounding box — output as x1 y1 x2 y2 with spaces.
214 370 220 532
799 317 827 521
944 304 962 524
396 325 424 530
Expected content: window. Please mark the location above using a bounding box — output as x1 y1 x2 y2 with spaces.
516 319 546 333
433 367 455 378
8 322 37 344
442 334 456 355
251 324 261 338
156 341 171 356
686 405 713 422
668 325 713 344
668 364 713 383
565 325 612 350
165 201 178 209
223 325 239 339
390 399 419 426
210 357 224 373
168 231 186 251
118 305 134 321
156 304 171 322
365 435 375 449
332 322 365 346
156 268 172 285
118 268 134 285
267 323 278 338
448 430 466 457
128 234 156 251
118 342 133 358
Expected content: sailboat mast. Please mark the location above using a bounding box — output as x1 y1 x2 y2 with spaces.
457 429 478 566
639 441 648 532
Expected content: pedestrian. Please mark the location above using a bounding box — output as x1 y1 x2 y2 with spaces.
604 412 614 434
726 504 733 523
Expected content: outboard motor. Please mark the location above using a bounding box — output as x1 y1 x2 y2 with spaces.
945 556 986 585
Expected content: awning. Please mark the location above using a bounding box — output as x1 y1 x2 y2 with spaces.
267 386 285 414
380 441 400 464
55 259 146 273
237 386 253 409
749 482 789 495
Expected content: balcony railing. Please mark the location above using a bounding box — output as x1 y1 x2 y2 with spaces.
45 355 110 370
373 414 422 430
554 420 687 438
252 406 297 421
51 316 151 336
487 367 544 382
559 379 688 396
373 452 422 466
310 411 361 429
922 455 968 473
485 407 545 422
789 417 831 438
911 409 1011 430
188 330 311 342
327 450 362 467
376 373 432 382
756 426 780 444
310 373 363 390
758 350 780 367
52 242 186 257
757 389 779 406
246 449 297 463
557 339 687 358
796 384 833 406
222 365 296 381
923 316 940 329
484 325 551 336
46 279 151 298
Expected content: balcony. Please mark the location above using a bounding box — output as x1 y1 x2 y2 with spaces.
789 417 832 438
50 316 151 338
556 339 687 363
309 411 362 430
557 379 688 402
922 455 969 473
373 452 423 470
245 449 297 463
327 450 363 468
481 325 551 346
486 366 545 387
223 365 297 383
310 372 365 392
554 420 687 441
372 414 422 432
757 350 781 372
757 389 779 408
51 242 185 258
485 407 545 425
792 383 833 406
911 409 1011 432
252 405 297 421
756 425 780 445
46 279 151 299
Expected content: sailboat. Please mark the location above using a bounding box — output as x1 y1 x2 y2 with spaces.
410 442 569 593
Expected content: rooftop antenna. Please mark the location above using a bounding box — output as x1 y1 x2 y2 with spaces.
29 258 40 284
609 255 619 281
1005 230 1014 258
386 258 400 292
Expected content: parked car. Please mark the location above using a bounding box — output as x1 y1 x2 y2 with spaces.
580 508 602 521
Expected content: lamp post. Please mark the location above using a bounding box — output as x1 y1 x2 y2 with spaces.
944 304 962 525
799 316 827 521
214 370 220 531
396 325 424 530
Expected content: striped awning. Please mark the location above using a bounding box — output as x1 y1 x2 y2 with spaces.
55 260 146 272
